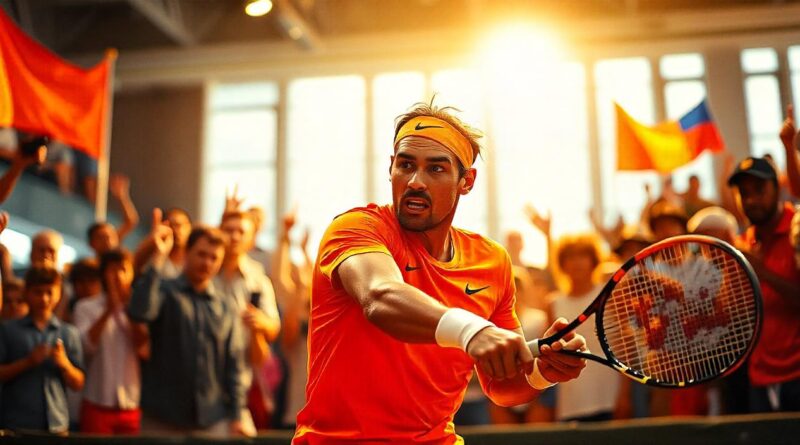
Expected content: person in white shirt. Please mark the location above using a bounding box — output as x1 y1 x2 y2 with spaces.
73 249 147 434
215 210 281 434
548 234 623 422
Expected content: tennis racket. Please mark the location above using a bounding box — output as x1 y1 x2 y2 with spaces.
528 234 762 388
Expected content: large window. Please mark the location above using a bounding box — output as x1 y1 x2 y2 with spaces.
742 48 785 170
286 76 367 252
430 68 489 235
661 53 716 201
204 82 279 248
372 72 426 203
595 57 656 225
202 43 800 263
488 60 591 266
790 46 800 122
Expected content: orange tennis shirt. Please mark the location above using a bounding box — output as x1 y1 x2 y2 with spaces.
293 204 519 444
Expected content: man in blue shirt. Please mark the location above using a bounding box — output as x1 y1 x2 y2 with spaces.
0 266 84 433
128 210 247 437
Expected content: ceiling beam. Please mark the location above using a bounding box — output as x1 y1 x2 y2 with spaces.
127 0 195 46
273 0 322 51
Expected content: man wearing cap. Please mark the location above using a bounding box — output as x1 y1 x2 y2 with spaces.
728 156 800 413
647 199 688 242
293 102 586 444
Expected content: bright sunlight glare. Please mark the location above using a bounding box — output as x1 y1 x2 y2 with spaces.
476 23 566 80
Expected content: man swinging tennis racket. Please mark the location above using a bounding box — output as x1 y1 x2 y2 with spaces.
293 102 587 444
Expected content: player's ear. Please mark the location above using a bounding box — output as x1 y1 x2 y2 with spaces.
459 168 477 195
389 155 395 177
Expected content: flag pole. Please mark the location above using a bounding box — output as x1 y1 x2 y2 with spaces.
94 48 118 222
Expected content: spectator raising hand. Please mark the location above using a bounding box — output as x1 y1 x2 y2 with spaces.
150 209 174 267
225 184 245 214
109 174 140 242
779 104 800 199
0 143 47 204
0 211 8 235
524 203 553 271
524 203 551 236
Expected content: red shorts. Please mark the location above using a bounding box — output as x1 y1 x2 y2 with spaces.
80 399 141 435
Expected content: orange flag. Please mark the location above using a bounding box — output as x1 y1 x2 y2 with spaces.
0 9 114 158
616 101 724 173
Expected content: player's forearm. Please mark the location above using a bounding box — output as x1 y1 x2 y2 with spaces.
361 281 447 343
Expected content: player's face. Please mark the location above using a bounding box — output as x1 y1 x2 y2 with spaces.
735 176 779 225
390 137 475 232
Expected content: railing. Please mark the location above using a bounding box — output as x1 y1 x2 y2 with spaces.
1 413 797 445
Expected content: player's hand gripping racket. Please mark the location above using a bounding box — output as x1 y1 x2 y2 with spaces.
528 235 762 388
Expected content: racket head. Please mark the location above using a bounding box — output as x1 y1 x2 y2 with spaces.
595 235 762 388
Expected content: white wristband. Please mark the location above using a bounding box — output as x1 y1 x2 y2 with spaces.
435 308 495 351
526 359 556 390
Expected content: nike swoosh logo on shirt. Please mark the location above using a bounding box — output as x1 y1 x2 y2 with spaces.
405 264 420 272
464 284 490 295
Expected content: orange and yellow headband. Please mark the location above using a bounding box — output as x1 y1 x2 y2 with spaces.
393 116 475 168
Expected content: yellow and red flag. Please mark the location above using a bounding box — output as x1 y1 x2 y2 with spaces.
0 9 113 158
616 100 724 173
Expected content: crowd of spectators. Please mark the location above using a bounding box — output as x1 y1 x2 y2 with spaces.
0 105 797 437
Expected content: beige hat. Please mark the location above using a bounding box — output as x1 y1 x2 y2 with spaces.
687 206 738 234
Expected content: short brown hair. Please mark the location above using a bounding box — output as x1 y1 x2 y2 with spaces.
2 277 24 294
556 233 603 270
25 266 62 289
394 99 483 171
186 226 228 251
99 249 132 278
69 258 100 284
220 210 255 226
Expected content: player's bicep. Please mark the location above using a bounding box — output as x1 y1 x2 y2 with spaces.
335 251 405 309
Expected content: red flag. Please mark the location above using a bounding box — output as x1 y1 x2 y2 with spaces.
0 9 113 159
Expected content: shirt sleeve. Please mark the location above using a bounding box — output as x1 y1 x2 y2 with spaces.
128 267 166 323
0 324 7 364
72 300 100 355
257 275 281 324
225 311 246 421
489 251 521 331
317 209 395 280
63 325 85 372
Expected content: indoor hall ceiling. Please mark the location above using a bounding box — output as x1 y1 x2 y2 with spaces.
1 0 800 58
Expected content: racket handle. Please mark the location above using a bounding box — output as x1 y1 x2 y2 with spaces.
528 339 541 357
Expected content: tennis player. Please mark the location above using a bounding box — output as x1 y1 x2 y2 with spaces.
293 102 587 444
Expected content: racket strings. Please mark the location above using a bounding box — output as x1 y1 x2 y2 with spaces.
602 242 757 385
